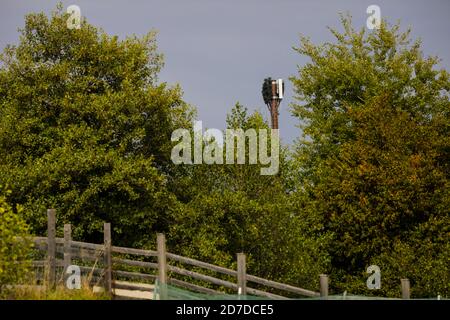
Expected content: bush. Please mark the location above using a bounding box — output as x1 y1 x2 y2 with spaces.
0 187 33 287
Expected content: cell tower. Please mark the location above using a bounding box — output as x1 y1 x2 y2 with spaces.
262 78 284 129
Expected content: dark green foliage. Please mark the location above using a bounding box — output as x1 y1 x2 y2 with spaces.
0 6 447 298
290 15 449 297
168 103 330 291
0 6 193 246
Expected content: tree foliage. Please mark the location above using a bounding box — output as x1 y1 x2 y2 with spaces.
0 187 33 287
290 15 449 297
168 103 330 291
0 6 448 298
0 5 193 246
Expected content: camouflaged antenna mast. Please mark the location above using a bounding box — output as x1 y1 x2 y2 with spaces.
262 78 284 129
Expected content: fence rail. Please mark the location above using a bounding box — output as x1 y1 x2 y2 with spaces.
29 208 412 300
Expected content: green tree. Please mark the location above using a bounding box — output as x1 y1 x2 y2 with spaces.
0 5 193 246
0 187 33 288
168 103 329 291
290 15 449 297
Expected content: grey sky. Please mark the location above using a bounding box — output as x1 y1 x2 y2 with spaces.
1 0 449 144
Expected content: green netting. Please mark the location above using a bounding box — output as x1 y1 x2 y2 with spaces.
152 281 447 300
312 295 447 300
309 295 397 300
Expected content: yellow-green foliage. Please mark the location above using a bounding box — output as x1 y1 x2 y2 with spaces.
0 187 33 286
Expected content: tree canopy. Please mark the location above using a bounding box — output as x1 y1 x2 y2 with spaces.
290 15 449 297
0 6 193 246
0 7 448 298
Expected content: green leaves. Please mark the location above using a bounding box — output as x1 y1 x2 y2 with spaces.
165 103 329 291
1 7 447 298
291 16 449 297
0 6 193 247
0 187 33 286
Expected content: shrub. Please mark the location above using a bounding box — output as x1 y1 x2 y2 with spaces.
0 187 33 288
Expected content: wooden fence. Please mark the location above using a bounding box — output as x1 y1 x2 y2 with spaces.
31 209 411 299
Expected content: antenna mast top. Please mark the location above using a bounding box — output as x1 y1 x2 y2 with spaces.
262 78 284 129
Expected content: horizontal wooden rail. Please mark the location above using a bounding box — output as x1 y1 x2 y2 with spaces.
55 247 102 262
34 237 63 245
78 265 105 275
112 258 158 269
34 237 104 251
246 287 290 300
113 270 156 281
246 274 319 297
71 240 104 251
111 246 157 257
168 265 237 290
112 280 154 291
168 278 222 295
167 252 237 277
31 233 321 299
32 260 64 267
33 236 52 243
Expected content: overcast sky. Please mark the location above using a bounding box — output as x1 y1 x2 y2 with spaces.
1 0 449 144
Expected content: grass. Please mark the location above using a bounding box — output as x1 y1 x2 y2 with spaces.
1 282 111 300
1 262 111 300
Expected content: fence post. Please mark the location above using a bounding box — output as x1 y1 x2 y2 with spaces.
401 278 410 299
320 274 329 298
63 224 72 282
46 209 56 289
237 253 247 296
157 233 168 300
103 223 112 296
